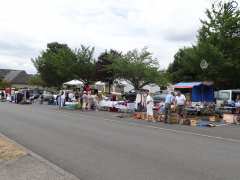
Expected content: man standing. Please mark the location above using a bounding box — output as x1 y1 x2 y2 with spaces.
164 91 175 123
175 91 186 124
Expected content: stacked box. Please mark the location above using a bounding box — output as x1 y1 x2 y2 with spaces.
169 114 179 124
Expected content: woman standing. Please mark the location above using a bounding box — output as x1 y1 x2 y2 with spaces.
146 90 155 122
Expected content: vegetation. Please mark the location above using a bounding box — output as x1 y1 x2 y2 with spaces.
108 48 168 90
32 45 167 90
0 80 10 89
28 74 45 87
168 0 240 89
32 42 77 87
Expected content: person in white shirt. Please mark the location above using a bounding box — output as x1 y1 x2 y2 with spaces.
146 90 155 122
82 91 88 110
175 91 186 124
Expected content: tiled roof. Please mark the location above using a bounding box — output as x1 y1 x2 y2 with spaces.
0 69 31 84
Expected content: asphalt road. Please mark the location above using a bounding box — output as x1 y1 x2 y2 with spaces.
0 102 240 180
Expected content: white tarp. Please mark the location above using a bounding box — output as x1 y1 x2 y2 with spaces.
63 80 84 86
95 81 105 86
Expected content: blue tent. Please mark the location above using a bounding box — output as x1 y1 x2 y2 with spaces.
174 82 214 102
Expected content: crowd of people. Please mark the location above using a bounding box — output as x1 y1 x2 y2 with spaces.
56 89 102 111
3 86 240 125
135 90 187 124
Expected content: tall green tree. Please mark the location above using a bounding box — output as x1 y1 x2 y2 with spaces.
96 50 122 91
109 48 167 90
74 45 96 83
168 0 240 89
32 42 78 87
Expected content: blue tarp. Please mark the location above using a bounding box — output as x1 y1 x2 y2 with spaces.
174 82 214 102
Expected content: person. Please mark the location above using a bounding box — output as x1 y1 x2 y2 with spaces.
65 92 69 102
0 91 5 100
68 91 74 102
146 90 155 122
82 91 88 110
87 91 93 110
164 91 175 123
92 92 99 111
175 91 186 124
75 91 80 102
235 95 240 114
60 91 65 108
57 91 63 109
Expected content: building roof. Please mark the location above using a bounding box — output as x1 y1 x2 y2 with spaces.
0 69 31 85
0 69 11 79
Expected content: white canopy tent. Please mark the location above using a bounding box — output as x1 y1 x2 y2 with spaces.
63 80 84 86
95 81 105 86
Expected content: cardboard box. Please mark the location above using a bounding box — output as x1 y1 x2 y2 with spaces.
189 118 198 126
209 116 216 122
169 114 179 124
141 113 146 120
223 113 234 124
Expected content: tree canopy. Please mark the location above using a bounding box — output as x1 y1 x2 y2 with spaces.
32 43 96 87
32 45 167 90
32 42 77 87
108 48 168 90
168 0 240 89
74 45 96 84
96 49 122 85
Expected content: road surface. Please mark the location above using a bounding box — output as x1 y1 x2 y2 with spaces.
0 102 240 180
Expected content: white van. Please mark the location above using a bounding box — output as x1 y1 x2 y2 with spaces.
215 90 240 107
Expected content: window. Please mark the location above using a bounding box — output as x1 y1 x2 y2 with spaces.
218 92 230 100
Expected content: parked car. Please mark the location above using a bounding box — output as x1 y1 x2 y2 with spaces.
42 90 54 101
153 90 168 103
123 90 136 102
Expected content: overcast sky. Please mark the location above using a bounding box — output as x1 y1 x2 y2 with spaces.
0 0 213 74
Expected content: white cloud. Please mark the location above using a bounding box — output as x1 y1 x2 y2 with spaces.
0 0 212 73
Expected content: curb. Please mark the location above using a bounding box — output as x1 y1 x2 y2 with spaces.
0 132 80 180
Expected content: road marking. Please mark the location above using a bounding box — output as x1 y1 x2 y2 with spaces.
58 110 240 144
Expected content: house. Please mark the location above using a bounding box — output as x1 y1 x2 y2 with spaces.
0 69 32 88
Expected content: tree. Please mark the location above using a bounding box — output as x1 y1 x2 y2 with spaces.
96 50 122 92
32 42 78 87
109 48 167 90
28 74 46 87
168 1 240 89
0 80 10 89
74 45 96 83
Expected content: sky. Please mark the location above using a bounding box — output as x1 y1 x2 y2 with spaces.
0 0 213 74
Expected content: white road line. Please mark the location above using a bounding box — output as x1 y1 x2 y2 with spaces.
59 110 240 144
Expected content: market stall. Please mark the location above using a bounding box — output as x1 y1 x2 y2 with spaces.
174 82 214 102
